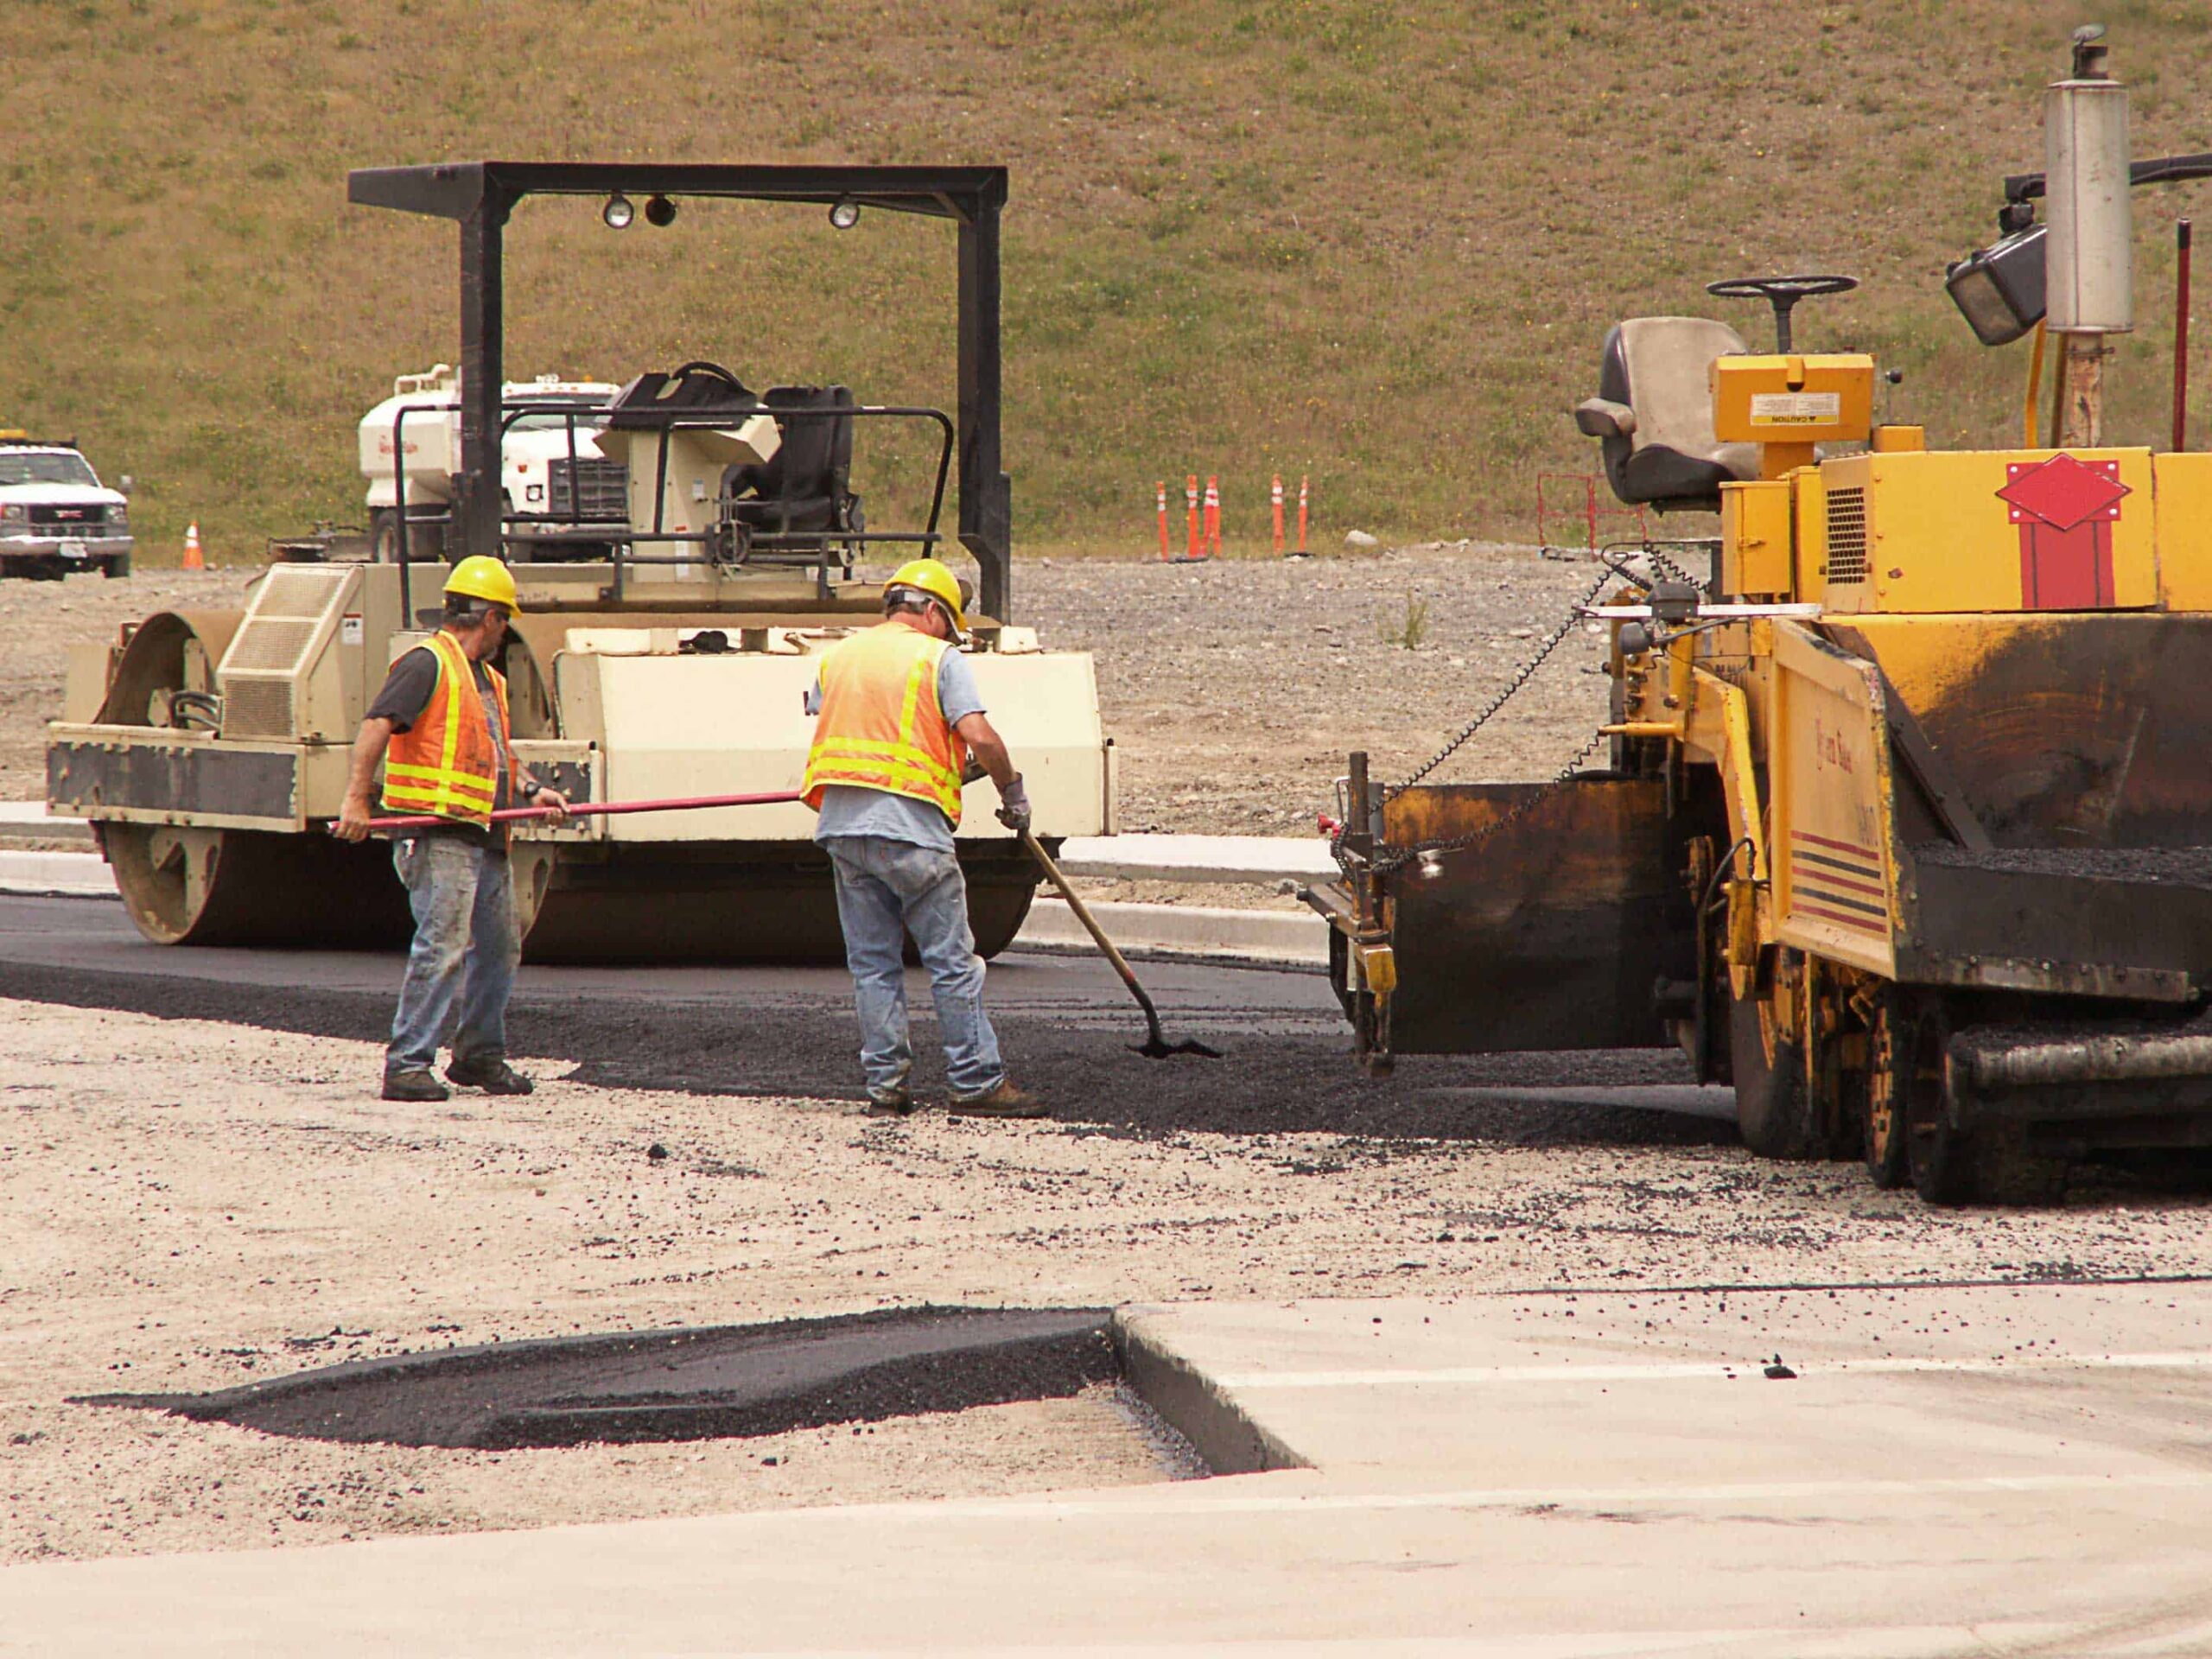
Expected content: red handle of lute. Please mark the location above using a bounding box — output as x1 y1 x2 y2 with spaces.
349 791 805 834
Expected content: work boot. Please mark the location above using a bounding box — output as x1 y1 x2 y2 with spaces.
382 1068 450 1103
867 1086 914 1117
949 1080 1046 1119
446 1054 536 1096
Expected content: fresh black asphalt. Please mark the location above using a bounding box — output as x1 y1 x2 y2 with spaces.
0 893 1724 1146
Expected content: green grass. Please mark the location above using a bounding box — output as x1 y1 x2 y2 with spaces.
9 0 2212 569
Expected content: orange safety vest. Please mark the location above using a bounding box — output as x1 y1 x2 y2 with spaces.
379 629 519 826
802 620 969 824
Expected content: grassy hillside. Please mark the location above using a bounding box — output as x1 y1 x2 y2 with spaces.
9 0 2212 574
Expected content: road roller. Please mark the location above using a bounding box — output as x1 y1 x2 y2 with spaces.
1306 29 2212 1202
45 162 1114 962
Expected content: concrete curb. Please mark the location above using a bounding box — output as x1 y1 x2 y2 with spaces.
0 813 1335 876
0 803 92 847
0 849 115 898
1018 896 1327 966
1110 1306 1308 1477
1055 834 1334 886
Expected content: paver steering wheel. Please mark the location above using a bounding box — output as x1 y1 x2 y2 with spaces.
1706 275 1859 353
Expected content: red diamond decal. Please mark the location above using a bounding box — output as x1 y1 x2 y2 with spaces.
1997 452 2130 531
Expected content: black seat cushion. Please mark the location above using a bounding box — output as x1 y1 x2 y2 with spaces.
1589 321 1755 511
724 386 855 526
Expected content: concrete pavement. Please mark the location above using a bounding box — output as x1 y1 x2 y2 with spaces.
9 1283 2212 1655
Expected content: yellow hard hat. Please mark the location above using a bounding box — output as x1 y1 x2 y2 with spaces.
443 555 519 616
885 558 965 634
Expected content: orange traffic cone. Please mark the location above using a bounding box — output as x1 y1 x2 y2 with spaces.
181 522 205 570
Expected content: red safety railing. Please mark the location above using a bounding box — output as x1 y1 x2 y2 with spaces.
1535 472 1648 555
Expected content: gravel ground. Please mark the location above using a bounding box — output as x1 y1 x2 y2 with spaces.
0 569 257 802
8 999 2212 1563
1023 544 1615 834
0 548 1613 832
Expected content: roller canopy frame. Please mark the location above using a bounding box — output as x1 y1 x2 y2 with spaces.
346 162 1015 620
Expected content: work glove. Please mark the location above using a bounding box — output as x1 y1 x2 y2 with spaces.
995 772 1033 836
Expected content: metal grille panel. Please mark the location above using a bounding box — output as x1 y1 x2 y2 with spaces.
217 564 351 740
221 680 295 739
224 619 319 673
251 565 350 619
549 458 628 521
1825 486 1869 584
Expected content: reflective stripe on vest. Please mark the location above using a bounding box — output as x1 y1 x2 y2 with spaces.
802 620 967 823
379 630 515 826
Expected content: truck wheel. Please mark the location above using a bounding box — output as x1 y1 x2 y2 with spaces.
1904 1012 1975 1204
101 554 131 579
1729 957 1818 1160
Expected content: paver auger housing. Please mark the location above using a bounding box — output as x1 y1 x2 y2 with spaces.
1307 33 2212 1202
46 162 1114 962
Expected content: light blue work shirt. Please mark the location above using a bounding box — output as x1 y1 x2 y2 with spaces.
810 646 988 854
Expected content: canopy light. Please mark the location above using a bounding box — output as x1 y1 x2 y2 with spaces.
645 194 677 227
601 193 635 230
829 196 861 231
1946 224 2047 346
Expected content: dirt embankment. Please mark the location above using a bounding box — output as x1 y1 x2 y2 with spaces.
0 548 1614 830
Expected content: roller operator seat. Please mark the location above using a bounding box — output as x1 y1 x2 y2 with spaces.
1573 317 1758 512
721 385 859 537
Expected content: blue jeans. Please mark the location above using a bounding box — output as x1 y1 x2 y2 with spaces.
823 836 1003 1100
387 835 519 1077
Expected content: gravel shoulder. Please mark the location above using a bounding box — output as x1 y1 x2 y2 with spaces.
9 999 2212 1563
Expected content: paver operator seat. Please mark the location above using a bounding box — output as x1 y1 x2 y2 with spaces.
1573 317 1758 512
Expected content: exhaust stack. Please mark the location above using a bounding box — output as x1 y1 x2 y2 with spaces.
2047 25 2132 443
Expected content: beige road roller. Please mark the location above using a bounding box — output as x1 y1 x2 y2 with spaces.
46 162 1114 961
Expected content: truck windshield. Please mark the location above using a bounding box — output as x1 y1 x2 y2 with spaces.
0 453 99 488
507 409 603 435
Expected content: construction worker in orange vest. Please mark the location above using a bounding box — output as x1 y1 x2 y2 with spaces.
335 556 569 1102
803 559 1041 1118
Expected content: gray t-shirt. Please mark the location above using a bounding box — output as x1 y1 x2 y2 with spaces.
812 646 986 853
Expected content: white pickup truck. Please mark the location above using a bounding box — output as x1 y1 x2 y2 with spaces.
0 436 132 580
359 365 626 562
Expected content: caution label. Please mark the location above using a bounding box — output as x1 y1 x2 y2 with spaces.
1749 391 1842 426
340 613 365 645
